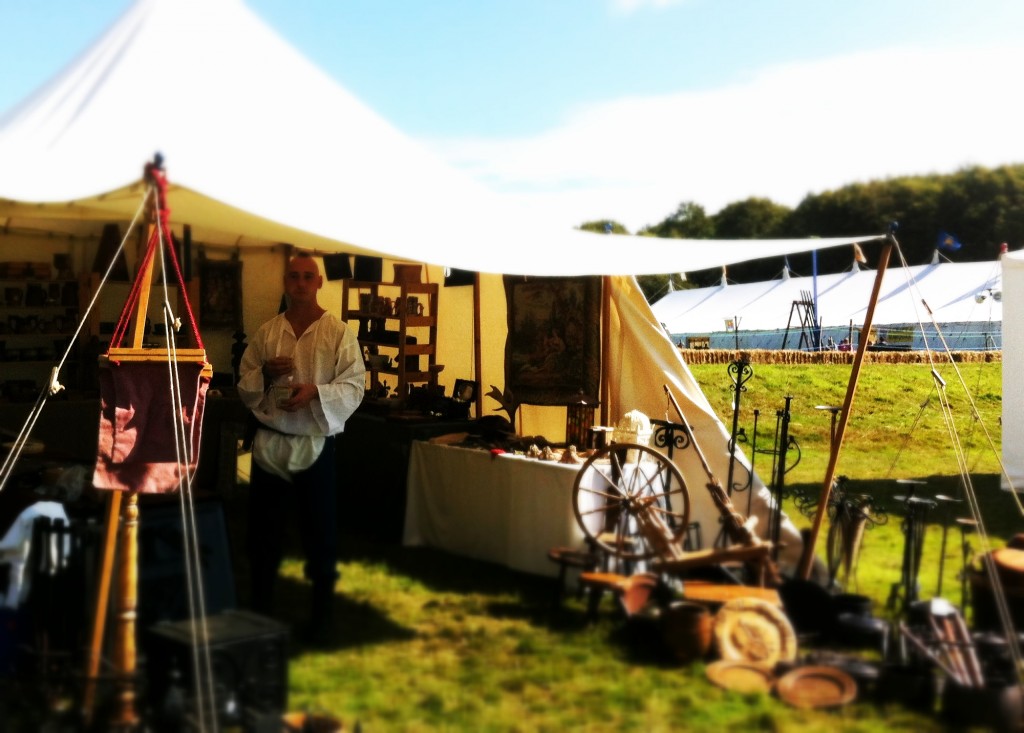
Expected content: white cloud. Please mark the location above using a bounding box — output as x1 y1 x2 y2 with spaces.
610 0 690 15
428 46 1024 232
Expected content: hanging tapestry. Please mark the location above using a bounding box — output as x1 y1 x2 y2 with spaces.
503 275 601 406
199 258 243 330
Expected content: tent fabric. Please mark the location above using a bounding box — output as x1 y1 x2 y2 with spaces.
0 0 839 568
653 260 1003 340
0 0 884 277
1002 251 1024 489
608 277 802 564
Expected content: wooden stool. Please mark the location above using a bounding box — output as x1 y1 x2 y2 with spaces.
578 572 659 620
678 579 782 609
547 547 600 610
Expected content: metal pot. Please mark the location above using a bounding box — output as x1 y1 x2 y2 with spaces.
832 592 872 617
878 663 941 712
942 681 1024 733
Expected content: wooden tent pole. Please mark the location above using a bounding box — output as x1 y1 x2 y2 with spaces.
112 220 158 729
113 492 140 728
798 236 894 580
129 222 157 349
84 161 211 728
81 490 122 725
473 273 483 419
600 276 612 426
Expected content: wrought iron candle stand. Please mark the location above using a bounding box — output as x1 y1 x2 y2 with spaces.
649 418 703 552
714 357 805 557
761 395 805 560
725 357 754 502
886 480 937 612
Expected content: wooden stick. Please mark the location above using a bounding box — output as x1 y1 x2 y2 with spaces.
82 490 122 725
601 276 612 427
662 384 779 584
928 612 968 685
129 222 157 349
798 237 894 579
953 612 985 687
899 622 961 680
473 272 483 419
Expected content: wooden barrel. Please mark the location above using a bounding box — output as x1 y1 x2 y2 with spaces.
661 601 712 663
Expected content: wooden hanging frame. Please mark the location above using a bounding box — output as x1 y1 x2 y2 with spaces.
83 157 212 729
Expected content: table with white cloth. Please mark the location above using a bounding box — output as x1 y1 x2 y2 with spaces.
403 442 672 577
404 443 600 577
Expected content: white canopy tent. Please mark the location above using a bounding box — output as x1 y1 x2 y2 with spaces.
653 260 1003 350
1002 250 1024 489
0 0 887 569
0 0 882 277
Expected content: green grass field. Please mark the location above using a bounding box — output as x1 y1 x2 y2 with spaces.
263 359 1015 731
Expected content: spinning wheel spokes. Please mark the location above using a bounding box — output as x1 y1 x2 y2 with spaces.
572 442 690 560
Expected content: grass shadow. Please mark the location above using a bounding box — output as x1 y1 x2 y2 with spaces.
340 537 555 600
269 574 418 655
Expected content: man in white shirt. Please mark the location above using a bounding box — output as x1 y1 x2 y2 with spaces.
238 253 365 643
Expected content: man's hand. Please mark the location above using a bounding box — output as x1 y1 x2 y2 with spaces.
263 356 294 380
279 383 318 411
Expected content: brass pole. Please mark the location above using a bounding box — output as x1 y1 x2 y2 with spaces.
113 492 140 729
798 237 894 579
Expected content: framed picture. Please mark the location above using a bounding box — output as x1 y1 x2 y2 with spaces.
503 276 601 406
199 259 243 330
453 379 478 403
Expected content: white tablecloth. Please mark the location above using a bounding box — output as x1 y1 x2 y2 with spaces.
403 441 807 578
403 443 591 577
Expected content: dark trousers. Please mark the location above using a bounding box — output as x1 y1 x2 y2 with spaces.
247 436 339 616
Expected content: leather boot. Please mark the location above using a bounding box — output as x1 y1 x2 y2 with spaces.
303 584 335 646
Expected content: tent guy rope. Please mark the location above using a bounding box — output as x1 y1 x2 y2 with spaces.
77 156 218 731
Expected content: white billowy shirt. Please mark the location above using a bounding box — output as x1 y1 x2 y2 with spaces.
238 312 365 480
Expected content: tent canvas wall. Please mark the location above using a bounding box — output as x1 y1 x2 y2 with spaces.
0 0 884 568
1002 250 1023 489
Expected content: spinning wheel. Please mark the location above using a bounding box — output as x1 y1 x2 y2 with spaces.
572 442 690 560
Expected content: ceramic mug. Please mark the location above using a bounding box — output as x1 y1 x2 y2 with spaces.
406 296 424 316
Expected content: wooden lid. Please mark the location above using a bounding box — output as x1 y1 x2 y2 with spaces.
776 665 857 709
712 597 797 666
706 660 775 694
992 547 1024 579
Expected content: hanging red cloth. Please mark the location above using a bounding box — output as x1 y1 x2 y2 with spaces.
92 157 211 494
93 362 208 493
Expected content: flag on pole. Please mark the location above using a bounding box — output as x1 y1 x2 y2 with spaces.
937 231 963 252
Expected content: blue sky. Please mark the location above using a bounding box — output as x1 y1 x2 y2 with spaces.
2 0 1023 230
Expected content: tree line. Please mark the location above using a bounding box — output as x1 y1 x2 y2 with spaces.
580 163 1024 300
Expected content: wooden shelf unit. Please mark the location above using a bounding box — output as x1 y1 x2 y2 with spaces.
0 277 83 394
341 279 439 400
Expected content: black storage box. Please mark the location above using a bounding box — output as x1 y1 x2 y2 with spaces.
352 255 382 281
145 610 289 726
